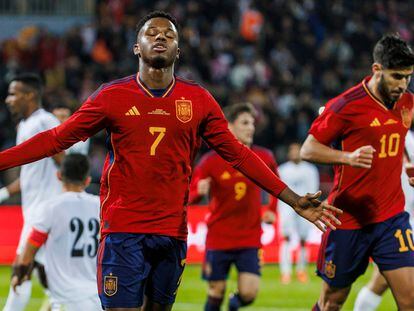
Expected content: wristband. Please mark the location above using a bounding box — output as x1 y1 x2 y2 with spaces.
0 187 10 203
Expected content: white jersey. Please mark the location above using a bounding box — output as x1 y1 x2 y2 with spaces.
16 108 62 222
32 191 100 305
66 139 90 155
278 161 319 239
403 130 414 218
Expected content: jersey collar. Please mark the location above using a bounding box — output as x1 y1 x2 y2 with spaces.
135 73 176 98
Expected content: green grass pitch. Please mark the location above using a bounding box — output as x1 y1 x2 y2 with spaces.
0 264 396 310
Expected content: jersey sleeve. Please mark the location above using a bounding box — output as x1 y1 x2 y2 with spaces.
0 90 108 171
189 154 212 204
199 90 287 197
308 98 348 145
40 114 60 132
264 150 278 212
31 200 54 236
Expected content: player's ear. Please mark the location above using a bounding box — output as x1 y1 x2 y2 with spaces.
133 44 141 57
176 47 180 60
85 176 92 188
57 171 62 181
372 63 382 75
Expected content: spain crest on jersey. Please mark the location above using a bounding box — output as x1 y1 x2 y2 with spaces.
324 260 336 279
401 106 412 128
104 274 118 296
175 99 193 123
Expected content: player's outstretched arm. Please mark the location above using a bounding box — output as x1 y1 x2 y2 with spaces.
301 135 375 168
279 188 342 232
0 96 108 172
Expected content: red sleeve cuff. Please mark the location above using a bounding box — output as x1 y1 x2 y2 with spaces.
27 228 48 248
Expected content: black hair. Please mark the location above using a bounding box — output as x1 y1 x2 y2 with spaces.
373 34 414 69
10 73 43 98
135 11 179 35
61 153 90 184
51 102 73 113
223 103 257 123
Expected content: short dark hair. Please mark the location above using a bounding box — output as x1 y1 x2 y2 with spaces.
373 34 414 69
135 11 179 35
11 73 43 96
61 154 90 184
223 103 257 123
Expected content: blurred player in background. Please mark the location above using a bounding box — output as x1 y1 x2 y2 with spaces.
189 103 278 311
278 142 319 284
52 103 90 155
353 130 414 311
301 34 414 310
1 74 64 311
0 11 341 311
12 154 101 311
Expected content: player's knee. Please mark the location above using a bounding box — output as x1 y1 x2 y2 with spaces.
238 291 256 305
321 300 343 311
208 282 226 298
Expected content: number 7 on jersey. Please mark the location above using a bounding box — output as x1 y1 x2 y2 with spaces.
149 127 166 156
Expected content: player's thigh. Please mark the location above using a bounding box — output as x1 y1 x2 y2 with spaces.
144 236 187 305
238 272 260 301
279 204 295 237
64 295 102 311
382 267 414 309
317 228 370 288
142 297 173 311
295 213 312 241
202 249 234 282
367 264 388 295
98 233 151 309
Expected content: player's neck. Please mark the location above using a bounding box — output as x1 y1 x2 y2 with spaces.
63 184 85 193
367 77 390 108
24 104 40 119
138 64 174 89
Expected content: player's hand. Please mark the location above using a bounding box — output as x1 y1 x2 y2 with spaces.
409 177 414 187
11 264 30 292
345 145 376 168
262 210 276 224
197 177 211 196
293 191 343 232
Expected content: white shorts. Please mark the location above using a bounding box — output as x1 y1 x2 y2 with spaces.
51 295 102 311
16 222 45 264
279 203 312 240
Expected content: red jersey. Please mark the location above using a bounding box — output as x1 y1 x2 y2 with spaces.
189 146 278 250
309 77 414 229
0 74 287 240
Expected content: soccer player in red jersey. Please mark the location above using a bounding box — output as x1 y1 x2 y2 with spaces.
189 103 277 311
301 34 414 310
1 11 341 311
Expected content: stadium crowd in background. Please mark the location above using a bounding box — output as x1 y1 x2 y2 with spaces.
1 0 414 193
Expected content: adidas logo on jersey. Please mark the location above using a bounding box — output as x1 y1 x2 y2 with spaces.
125 106 140 116
370 118 381 127
384 119 398 125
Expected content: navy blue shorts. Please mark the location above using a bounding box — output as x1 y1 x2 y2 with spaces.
202 248 262 281
97 233 187 308
317 212 414 288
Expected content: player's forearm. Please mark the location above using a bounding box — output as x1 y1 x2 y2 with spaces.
235 147 287 197
6 178 21 196
19 242 38 266
300 135 349 165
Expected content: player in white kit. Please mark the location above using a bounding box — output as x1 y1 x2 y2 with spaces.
353 130 414 311
1 74 64 311
278 142 320 284
12 153 101 311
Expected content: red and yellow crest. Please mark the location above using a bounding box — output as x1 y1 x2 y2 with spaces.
104 274 118 296
401 106 412 128
175 100 193 123
324 260 336 279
